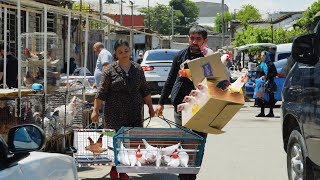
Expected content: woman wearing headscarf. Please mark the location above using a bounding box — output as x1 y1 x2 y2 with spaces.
255 50 277 117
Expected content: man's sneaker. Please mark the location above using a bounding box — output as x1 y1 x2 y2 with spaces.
255 113 265 117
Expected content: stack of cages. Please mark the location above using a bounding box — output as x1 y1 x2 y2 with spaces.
73 129 116 167
20 32 61 91
113 127 205 174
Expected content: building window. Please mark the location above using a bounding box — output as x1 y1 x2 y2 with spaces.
36 13 56 33
0 7 26 56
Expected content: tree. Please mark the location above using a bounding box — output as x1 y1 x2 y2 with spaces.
214 12 233 33
139 4 182 35
296 0 320 33
236 5 261 22
169 0 199 34
233 26 304 47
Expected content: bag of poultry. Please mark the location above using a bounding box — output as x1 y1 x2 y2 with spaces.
178 53 246 134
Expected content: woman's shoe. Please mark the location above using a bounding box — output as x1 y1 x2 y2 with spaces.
109 166 119 179
266 113 274 117
255 113 265 117
119 173 130 179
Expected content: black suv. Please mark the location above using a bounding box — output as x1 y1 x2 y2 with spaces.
282 23 320 179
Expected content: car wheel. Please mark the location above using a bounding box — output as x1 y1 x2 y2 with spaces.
287 130 314 180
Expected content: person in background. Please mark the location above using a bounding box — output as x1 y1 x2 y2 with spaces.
155 25 210 180
255 51 277 117
137 52 143 64
63 57 77 75
91 39 155 179
92 42 112 89
0 44 18 88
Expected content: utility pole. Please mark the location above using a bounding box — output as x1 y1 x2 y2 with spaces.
120 0 123 25
131 1 134 29
221 0 225 48
148 0 150 29
99 0 103 28
172 6 174 36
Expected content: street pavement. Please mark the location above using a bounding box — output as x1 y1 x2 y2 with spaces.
78 98 287 180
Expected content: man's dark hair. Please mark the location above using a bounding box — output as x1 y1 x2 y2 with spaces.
189 25 208 39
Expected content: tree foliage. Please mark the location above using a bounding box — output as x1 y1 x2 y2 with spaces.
236 5 261 22
234 25 305 47
214 12 233 33
296 0 320 33
169 0 199 34
139 4 182 35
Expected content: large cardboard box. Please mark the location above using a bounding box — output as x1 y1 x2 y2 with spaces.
182 53 244 134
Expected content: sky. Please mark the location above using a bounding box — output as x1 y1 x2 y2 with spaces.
132 0 317 14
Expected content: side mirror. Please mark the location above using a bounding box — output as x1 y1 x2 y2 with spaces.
7 124 45 153
292 33 319 65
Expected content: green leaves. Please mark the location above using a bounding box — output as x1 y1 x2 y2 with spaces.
236 5 261 22
139 4 181 35
234 26 305 47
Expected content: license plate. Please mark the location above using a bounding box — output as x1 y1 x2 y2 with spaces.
158 82 165 87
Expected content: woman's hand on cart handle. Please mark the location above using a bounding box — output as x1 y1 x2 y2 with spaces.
91 109 99 123
155 104 164 117
149 107 155 117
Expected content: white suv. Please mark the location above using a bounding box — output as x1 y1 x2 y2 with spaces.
140 49 180 94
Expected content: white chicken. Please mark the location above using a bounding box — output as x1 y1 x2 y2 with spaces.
52 96 80 126
182 96 197 106
167 149 180 167
142 139 158 164
128 150 138 167
220 53 232 65
118 142 130 166
136 146 149 166
176 102 193 118
228 74 249 93
136 145 147 166
161 142 181 156
161 155 171 165
197 82 209 95
190 89 208 107
179 147 189 167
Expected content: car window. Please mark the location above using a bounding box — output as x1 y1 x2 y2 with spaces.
277 53 291 61
146 51 178 61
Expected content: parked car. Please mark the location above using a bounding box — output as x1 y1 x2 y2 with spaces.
0 124 78 180
140 49 180 94
282 23 320 180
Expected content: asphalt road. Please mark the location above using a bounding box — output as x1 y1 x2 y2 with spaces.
78 98 287 180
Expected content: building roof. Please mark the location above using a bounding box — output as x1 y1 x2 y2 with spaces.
270 11 303 24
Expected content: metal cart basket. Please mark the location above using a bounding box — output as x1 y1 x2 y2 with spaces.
113 127 205 174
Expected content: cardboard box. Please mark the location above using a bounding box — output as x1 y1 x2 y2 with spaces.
182 53 244 134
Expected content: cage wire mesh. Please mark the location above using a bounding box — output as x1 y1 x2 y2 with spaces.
38 87 86 152
73 129 115 166
20 32 61 90
0 97 18 141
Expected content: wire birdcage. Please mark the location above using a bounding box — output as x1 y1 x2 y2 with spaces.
73 129 115 167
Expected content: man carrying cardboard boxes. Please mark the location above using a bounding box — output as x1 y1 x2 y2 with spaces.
155 25 246 179
155 25 211 180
